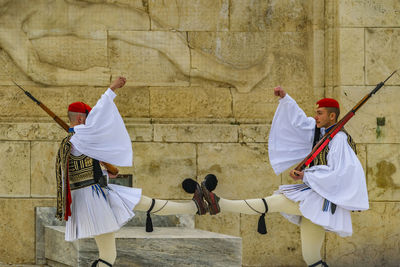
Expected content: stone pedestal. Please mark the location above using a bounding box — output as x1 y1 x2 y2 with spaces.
45 226 242 267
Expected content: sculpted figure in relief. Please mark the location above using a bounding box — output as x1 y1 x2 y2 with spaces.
0 0 273 92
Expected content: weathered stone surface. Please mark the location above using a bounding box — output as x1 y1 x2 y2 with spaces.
230 0 312 32
232 86 315 119
366 28 400 85
0 1 156 86
241 213 304 266
0 123 65 141
312 1 325 31
197 143 280 199
132 143 196 199
103 0 147 11
150 87 232 118
239 124 270 143
281 169 298 186
149 0 229 31
66 87 105 109
232 90 278 119
357 144 367 174
31 34 108 71
339 28 364 85
35 207 193 264
125 123 153 142
0 86 68 118
313 30 325 88
0 49 32 86
20 1 150 33
334 86 400 144
188 32 269 68
109 31 190 87
0 85 133 120
124 211 194 229
35 207 65 265
0 142 30 197
190 31 310 93
154 124 238 143
30 142 59 197
46 226 242 267
367 144 400 201
339 0 400 27
0 198 55 264
195 213 241 237
113 87 149 118
326 202 400 266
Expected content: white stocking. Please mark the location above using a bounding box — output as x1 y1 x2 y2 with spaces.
134 195 198 215
94 232 116 266
218 194 325 266
218 194 302 215
300 217 325 266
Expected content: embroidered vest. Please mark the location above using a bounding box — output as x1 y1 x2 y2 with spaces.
68 154 103 190
55 133 106 220
310 126 357 167
309 126 357 214
55 134 73 220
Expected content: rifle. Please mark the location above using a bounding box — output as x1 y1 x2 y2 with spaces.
295 70 397 172
13 80 119 175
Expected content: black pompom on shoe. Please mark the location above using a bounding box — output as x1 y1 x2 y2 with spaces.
182 178 198 193
203 174 218 192
182 178 208 215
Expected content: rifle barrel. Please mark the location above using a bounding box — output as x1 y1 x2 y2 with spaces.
294 70 396 171
13 81 119 175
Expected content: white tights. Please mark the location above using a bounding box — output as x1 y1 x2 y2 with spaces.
94 232 116 267
133 195 198 215
93 195 198 266
219 194 325 266
93 194 325 266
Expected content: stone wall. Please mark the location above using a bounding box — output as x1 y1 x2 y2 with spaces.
0 0 398 266
323 0 400 266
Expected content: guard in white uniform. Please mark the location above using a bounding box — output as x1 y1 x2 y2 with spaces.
56 77 208 267
194 86 369 267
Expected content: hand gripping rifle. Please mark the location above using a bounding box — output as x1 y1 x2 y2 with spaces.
295 70 397 172
13 80 119 175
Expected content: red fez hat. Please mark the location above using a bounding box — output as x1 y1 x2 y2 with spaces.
316 98 339 109
68 102 92 114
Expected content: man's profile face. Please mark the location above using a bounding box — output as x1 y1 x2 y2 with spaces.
314 107 334 129
68 113 87 126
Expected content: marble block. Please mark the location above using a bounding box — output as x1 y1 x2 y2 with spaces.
45 226 242 267
36 207 194 264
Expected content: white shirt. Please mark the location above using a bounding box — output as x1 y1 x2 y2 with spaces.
70 88 132 167
268 94 369 211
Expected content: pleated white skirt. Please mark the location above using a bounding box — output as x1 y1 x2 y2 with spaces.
65 184 142 241
276 183 353 237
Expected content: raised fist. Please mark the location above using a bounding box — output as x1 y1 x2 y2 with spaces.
273 86 286 98
110 76 127 91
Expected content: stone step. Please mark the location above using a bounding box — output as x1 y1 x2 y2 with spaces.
36 207 194 265
45 226 242 267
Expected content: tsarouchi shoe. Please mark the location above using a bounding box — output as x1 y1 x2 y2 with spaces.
182 178 208 215
201 174 220 215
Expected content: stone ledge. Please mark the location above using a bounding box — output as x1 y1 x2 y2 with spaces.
36 207 194 265
45 226 242 267
1 121 272 143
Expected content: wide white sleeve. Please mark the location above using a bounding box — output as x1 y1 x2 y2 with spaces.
70 88 133 167
268 94 316 174
303 132 369 211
